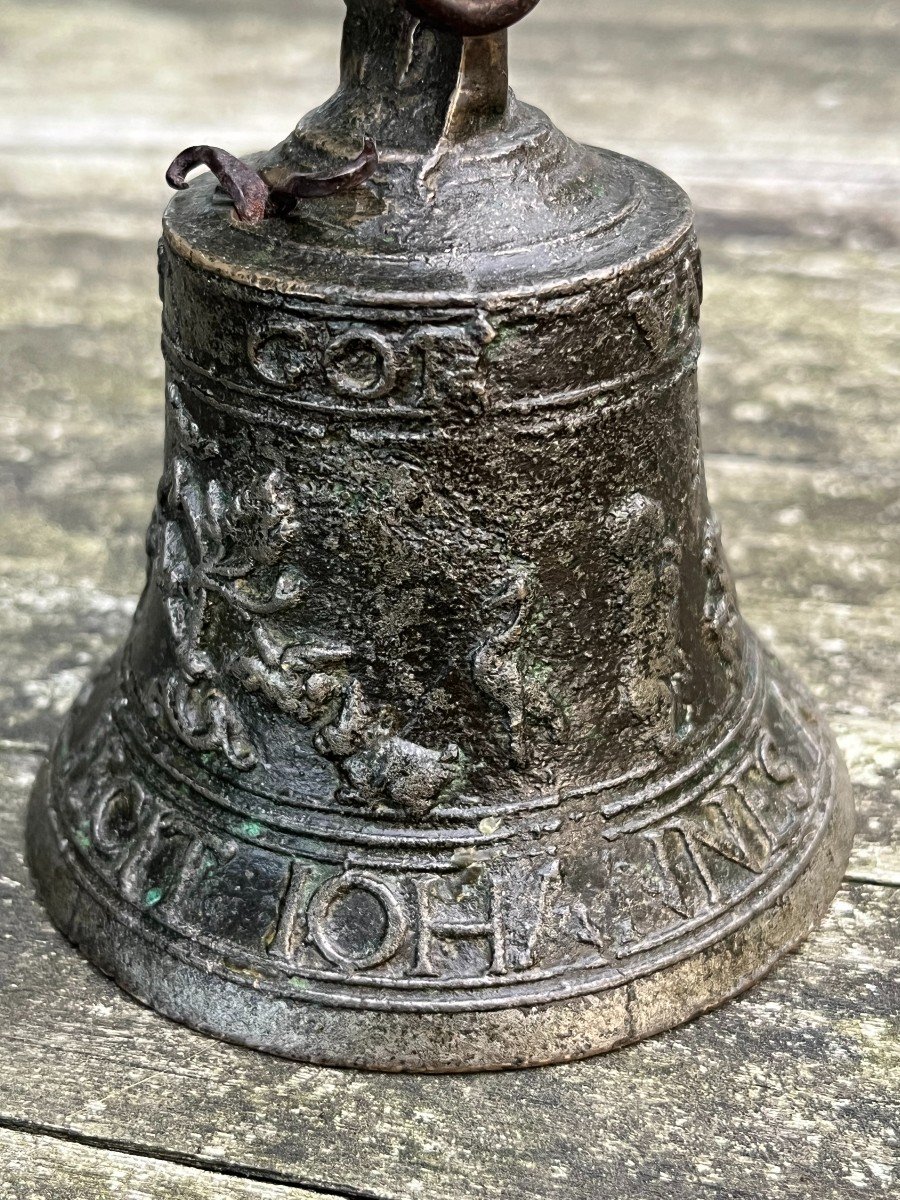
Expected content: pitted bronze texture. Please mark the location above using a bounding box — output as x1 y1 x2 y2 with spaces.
27 0 854 1072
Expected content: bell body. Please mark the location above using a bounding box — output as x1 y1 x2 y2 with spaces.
28 0 853 1071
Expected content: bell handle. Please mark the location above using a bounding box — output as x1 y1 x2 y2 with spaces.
406 0 542 37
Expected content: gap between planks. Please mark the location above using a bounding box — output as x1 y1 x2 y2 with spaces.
0 1115 390 1200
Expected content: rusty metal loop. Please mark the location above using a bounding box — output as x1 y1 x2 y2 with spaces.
166 146 271 223
406 0 542 37
168 146 270 224
166 139 378 223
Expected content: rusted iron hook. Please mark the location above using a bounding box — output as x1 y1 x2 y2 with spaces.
165 138 378 223
406 0 542 37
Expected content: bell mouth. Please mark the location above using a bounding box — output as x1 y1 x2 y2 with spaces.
26 633 853 1072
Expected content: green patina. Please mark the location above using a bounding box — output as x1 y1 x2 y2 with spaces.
485 324 519 354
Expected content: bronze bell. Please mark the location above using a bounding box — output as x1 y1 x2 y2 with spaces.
27 0 854 1072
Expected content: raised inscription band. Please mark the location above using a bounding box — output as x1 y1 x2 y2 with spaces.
36 635 838 1016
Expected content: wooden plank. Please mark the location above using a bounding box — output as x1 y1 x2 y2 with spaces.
0 753 896 1200
844 778 900 885
0 1127 329 1200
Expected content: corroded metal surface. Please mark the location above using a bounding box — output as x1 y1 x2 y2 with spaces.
26 0 854 1072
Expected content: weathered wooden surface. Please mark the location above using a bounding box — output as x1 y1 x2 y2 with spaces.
0 1128 323 1200
1 750 896 1199
0 0 897 1196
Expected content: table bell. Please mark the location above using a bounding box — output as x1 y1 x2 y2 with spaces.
28 0 854 1071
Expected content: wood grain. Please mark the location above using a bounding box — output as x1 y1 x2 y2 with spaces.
0 1128 326 1200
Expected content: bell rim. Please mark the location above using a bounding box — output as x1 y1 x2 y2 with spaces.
26 716 854 1073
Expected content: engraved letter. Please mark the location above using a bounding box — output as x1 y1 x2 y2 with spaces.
306 870 408 972
645 785 773 916
413 871 508 977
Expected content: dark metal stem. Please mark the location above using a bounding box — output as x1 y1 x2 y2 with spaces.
407 0 541 36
